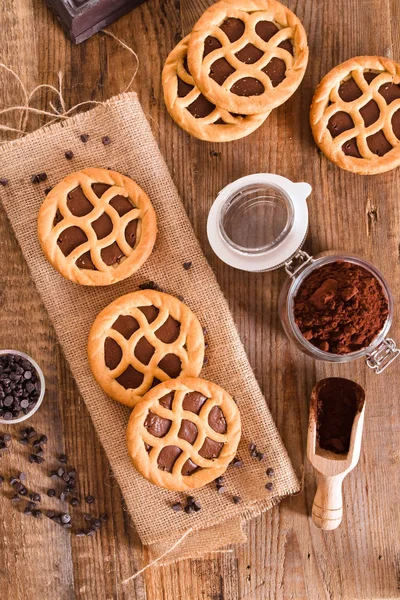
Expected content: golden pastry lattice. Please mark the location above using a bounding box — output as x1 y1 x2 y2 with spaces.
38 168 156 285
188 0 308 115
88 291 205 408
126 378 241 491
310 56 400 175
163 35 269 142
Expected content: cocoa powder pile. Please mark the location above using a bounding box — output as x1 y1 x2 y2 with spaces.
293 261 389 354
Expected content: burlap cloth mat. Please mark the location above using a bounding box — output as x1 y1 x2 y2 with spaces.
0 92 299 564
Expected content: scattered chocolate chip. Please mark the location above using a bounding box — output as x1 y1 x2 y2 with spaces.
102 136 111 146
61 513 71 524
18 438 28 445
100 513 108 522
65 150 74 160
59 492 67 502
266 467 274 477
63 522 72 529
192 501 202 512
92 518 101 529
203 357 209 366
172 502 182 512
83 513 91 521
46 510 56 519
138 281 159 291
86 528 96 536
256 452 265 461
59 454 68 463
70 497 80 507
24 506 33 515
80 134 89 143
183 262 192 271
265 482 273 491
47 489 56 497
249 442 256 452
0 178 8 186
232 496 241 504
75 529 86 537
29 492 41 502
85 494 95 504
26 501 36 511
9 476 19 486
215 476 224 485
57 467 65 477
186 496 195 505
17 484 27 496
31 173 47 184
44 187 53 195
32 509 42 519
39 435 47 444
232 457 243 468
202 327 208 335
217 486 226 494
184 504 195 514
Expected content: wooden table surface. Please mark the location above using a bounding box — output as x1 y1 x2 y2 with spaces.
0 0 399 598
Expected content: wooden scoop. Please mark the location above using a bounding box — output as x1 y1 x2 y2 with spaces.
307 378 366 531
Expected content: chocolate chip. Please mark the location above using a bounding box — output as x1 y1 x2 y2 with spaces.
80 134 89 143
85 494 95 504
265 482 273 491
100 513 108 522
183 262 192 271
266 467 274 477
215 476 224 485
256 452 265 461
44 187 53 195
203 357 209 367
17 485 27 496
192 501 202 512
65 150 74 160
47 489 56 497
71 497 80 507
31 172 47 183
59 492 67 502
39 435 47 444
83 513 91 521
172 502 182 512
32 509 42 519
92 518 101 529
138 281 159 291
232 496 241 504
0 178 8 186
249 442 256 452
102 136 111 146
57 467 65 477
11 494 20 502
46 510 56 519
232 457 243 468
9 476 18 486
86 528 96 536
24 506 33 515
184 504 195 514
75 529 86 537
61 513 71 524
217 485 226 494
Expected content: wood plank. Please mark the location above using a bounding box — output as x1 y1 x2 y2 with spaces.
0 0 399 598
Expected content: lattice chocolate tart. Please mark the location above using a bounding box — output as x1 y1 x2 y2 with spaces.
88 291 205 408
187 0 309 115
126 378 241 491
37 168 157 285
310 56 400 174
163 35 269 142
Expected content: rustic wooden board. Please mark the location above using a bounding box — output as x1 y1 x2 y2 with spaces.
0 0 399 598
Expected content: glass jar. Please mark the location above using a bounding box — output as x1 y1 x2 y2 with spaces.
207 174 399 373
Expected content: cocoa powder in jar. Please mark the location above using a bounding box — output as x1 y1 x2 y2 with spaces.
293 261 389 354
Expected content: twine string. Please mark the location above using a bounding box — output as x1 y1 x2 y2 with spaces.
0 29 139 141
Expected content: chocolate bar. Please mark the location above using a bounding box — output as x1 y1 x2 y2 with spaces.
45 0 146 44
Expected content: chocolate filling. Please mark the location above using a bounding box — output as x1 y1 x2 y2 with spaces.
187 94 216 118
150 378 161 389
155 316 181 343
367 130 392 156
53 209 64 226
262 58 286 87
144 411 171 437
112 315 139 339
210 57 235 85
255 20 278 42
67 186 93 216
101 242 124 266
199 437 224 459
338 78 362 102
231 77 264 96
57 226 88 256
109 195 134 216
235 43 264 64
392 110 400 139
181 458 199 476
134 337 155 365
138 305 159 323
359 100 380 127
159 392 174 409
158 354 181 378
379 82 400 104
178 419 198 444
104 337 122 369
116 365 144 389
364 71 378 84
279 39 293 55
76 251 96 270
157 445 181 472
203 36 222 58
92 212 113 239
177 77 194 97
327 111 354 137
182 391 207 414
208 406 227 434
92 183 111 197
220 17 245 42
342 138 362 158
125 219 138 248
214 118 226 124
145 443 152 452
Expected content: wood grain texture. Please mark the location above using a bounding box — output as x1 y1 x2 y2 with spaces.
0 0 399 598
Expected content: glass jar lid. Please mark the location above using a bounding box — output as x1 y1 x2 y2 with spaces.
207 174 311 272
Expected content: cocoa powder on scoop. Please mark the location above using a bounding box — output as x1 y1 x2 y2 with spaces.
293 261 389 354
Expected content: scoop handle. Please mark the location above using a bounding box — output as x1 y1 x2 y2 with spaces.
312 474 344 530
